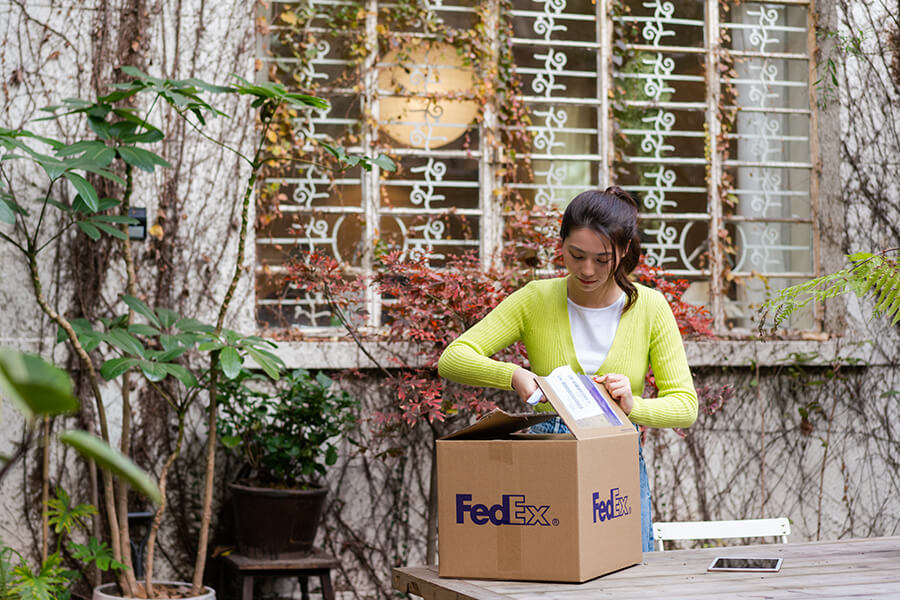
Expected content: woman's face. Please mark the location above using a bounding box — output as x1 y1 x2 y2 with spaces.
561 227 620 296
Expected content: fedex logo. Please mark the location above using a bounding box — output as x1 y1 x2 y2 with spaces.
455 494 555 526
592 488 631 523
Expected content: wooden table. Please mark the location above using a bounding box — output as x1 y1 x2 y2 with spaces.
221 549 339 600
392 537 900 599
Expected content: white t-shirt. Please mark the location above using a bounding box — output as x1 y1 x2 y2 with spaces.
567 293 626 374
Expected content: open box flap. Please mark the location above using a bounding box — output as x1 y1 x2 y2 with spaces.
441 409 556 440
535 366 635 440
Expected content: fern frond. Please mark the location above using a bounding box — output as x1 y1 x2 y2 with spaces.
760 248 900 332
874 270 900 322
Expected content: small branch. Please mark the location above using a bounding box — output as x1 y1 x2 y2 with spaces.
321 280 393 379
9 0 77 51
145 414 185 597
176 109 253 166
193 104 274 596
0 423 36 487
35 220 76 254
41 416 50 562
0 229 26 253
25 249 129 593
31 178 60 251
146 378 180 412
257 154 348 173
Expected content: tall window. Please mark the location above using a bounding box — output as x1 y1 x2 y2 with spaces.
256 0 818 335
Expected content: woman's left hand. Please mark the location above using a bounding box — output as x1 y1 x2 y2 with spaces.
592 373 633 415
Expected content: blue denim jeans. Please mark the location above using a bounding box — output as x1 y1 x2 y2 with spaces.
530 417 654 552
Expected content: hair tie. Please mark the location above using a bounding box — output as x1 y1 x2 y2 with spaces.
603 185 639 210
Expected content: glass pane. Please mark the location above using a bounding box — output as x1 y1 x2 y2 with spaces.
507 0 602 210
613 0 708 276
722 2 813 329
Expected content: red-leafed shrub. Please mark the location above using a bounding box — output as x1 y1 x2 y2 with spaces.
284 208 716 427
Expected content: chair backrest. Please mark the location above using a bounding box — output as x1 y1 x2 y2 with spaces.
653 518 791 552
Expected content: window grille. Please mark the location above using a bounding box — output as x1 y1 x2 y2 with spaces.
256 0 819 335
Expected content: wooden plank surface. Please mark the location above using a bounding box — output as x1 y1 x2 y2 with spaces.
392 537 900 599
223 549 340 571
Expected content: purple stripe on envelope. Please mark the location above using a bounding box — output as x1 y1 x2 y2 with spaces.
578 374 623 426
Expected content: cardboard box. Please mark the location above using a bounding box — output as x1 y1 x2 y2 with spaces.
437 366 642 582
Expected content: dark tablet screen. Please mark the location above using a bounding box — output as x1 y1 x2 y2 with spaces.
710 558 781 570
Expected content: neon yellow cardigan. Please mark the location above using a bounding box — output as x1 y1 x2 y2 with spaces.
437 277 698 428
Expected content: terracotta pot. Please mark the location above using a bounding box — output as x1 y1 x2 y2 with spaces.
228 481 327 558
92 581 214 600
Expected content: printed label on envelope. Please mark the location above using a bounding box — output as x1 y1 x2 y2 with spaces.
543 366 623 427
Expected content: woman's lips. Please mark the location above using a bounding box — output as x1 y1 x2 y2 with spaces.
577 277 597 285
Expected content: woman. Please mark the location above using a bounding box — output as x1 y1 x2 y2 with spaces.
437 186 698 552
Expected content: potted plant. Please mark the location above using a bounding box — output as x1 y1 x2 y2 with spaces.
1 66 392 599
217 368 358 558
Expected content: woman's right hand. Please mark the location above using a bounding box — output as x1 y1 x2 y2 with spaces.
511 367 540 404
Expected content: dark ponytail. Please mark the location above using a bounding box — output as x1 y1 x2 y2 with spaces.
559 186 642 312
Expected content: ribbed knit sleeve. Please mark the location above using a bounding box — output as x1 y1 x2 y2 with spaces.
437 284 535 390
628 293 698 428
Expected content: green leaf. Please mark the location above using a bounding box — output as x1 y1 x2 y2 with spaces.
0 196 17 224
108 121 138 139
181 77 236 94
139 361 166 382
58 430 161 504
127 323 160 337
119 127 164 144
120 65 151 80
221 435 242 449
67 538 126 573
284 92 330 110
91 215 139 225
159 334 180 351
372 153 396 172
150 346 187 362
59 319 102 352
46 488 97 535
0 349 78 420
197 341 224 352
100 357 139 380
98 86 142 104
87 117 111 140
220 347 243 380
96 197 121 211
90 221 128 240
56 141 115 167
245 347 283 380
63 172 98 212
155 307 180 328
104 328 146 358
315 371 333 388
159 363 198 388
116 146 171 173
325 444 338 466
10 553 69 600
174 317 215 333
121 295 162 327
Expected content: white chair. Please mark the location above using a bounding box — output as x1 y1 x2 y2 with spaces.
653 517 791 552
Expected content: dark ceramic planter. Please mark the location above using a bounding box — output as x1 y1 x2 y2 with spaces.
228 481 327 558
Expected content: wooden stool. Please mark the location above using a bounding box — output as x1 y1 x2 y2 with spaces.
221 550 340 600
